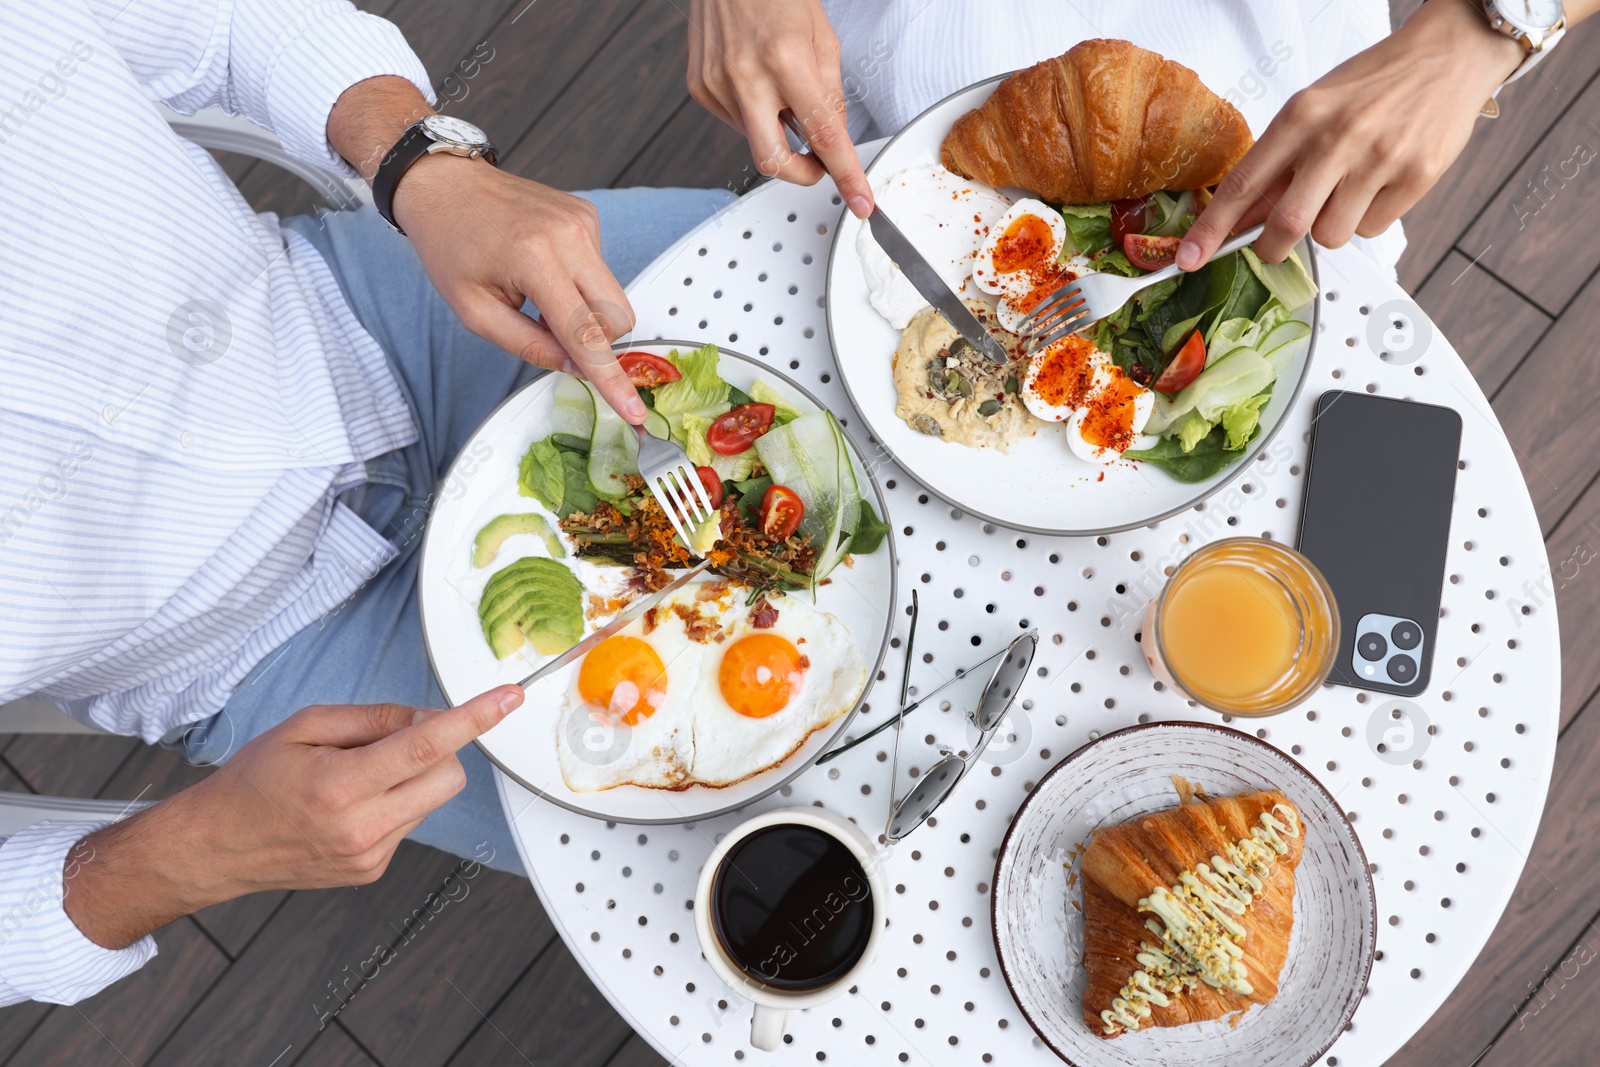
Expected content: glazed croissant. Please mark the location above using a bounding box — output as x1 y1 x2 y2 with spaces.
1079 790 1303 1036
940 39 1253 205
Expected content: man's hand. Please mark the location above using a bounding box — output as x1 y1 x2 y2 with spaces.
1178 0 1525 269
326 76 646 424
687 0 873 218
62 685 524 950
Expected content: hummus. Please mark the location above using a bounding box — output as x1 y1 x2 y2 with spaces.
892 308 1040 452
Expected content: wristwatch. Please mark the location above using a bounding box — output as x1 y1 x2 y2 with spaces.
1470 0 1566 117
372 114 499 234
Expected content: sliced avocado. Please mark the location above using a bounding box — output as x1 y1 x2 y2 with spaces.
472 512 565 568
477 557 584 660
687 512 722 557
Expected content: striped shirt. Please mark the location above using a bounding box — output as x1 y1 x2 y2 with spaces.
0 0 433 1005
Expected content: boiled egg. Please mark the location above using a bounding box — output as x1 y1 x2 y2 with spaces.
972 199 1070 333
1021 335 1107 424
689 593 866 787
1066 373 1158 464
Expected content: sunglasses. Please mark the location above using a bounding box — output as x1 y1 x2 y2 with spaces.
819 590 1038 842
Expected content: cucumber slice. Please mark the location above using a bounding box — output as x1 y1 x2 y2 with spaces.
551 375 595 440
584 380 639 500
550 433 590 454
753 411 862 584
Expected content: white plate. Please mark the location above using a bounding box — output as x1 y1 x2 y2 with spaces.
991 722 1376 1067
825 74 1319 535
417 342 897 824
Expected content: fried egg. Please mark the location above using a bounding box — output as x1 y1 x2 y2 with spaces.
555 584 864 792
1022 335 1157 464
556 615 698 792
690 594 866 787
972 199 1070 333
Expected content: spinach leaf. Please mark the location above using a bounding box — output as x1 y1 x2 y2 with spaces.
1125 422 1259 483
558 451 599 517
847 499 892 555
733 474 773 526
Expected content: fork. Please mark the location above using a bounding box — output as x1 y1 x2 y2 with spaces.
635 423 718 553
1019 223 1266 352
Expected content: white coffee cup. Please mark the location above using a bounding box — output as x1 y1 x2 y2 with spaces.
693 806 888 1051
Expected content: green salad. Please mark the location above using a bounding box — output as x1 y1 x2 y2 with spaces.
1055 193 1318 482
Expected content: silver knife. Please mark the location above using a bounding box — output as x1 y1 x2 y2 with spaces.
779 110 1011 366
515 559 713 691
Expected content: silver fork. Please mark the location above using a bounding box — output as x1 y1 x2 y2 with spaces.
635 423 717 553
1020 223 1266 352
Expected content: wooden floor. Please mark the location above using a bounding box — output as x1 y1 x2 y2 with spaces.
4 1 1600 1064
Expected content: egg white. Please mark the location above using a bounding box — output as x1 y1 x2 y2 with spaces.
1065 388 1158 464
689 592 866 788
555 607 702 792
1022 339 1112 424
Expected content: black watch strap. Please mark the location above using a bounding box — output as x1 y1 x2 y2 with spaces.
371 120 498 236
371 122 434 235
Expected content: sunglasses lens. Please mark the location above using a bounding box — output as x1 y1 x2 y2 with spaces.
887 755 964 840
975 633 1036 731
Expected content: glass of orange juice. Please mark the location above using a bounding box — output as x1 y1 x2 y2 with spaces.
1141 537 1340 717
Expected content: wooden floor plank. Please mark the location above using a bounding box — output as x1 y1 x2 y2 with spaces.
1460 71 1600 314
295 1023 382 1067
499 3 692 190
190 891 292 963
1383 688 1600 1067
1395 13 1600 291
94 741 210 802
338 866 556 1067
1414 252 1551 398
3 919 228 1067
1484 265 1600 532
442 941 633 1067
1474 923 1600 1067
440 0 642 165
147 843 464 1067
612 98 752 192
1 734 138 800
1538 478 1600 730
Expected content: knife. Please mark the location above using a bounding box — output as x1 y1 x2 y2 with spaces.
515 559 713 691
779 110 1012 366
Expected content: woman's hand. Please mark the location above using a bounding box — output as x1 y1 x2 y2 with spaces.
687 0 873 218
63 685 523 949
1179 0 1525 268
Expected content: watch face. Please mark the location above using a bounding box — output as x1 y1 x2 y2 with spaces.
422 114 489 147
1499 0 1563 33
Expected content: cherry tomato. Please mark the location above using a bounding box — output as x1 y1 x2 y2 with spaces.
617 351 681 388
695 466 724 508
1122 233 1181 271
1109 197 1149 245
1152 330 1206 394
707 403 776 456
760 485 804 540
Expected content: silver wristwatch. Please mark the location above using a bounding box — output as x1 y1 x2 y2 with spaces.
1472 0 1566 117
372 114 499 234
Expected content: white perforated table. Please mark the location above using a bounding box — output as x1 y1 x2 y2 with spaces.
494 152 1559 1067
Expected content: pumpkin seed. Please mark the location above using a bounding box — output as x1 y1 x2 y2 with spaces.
911 413 943 437
1004 374 1020 395
977 399 1003 417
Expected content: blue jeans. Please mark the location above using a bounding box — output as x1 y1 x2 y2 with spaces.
183 190 735 875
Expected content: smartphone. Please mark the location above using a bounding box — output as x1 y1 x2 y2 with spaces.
1295 391 1462 696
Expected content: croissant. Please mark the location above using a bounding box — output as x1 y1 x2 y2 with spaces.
1079 790 1303 1037
940 39 1253 205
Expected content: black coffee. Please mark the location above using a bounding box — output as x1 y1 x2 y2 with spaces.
710 823 875 992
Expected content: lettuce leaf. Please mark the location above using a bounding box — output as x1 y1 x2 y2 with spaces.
1220 391 1272 450
1057 203 1112 257
1089 249 1142 277
1175 410 1216 453
710 447 758 482
748 379 802 426
1125 424 1252 482
1242 246 1318 311
680 413 715 466
652 343 731 443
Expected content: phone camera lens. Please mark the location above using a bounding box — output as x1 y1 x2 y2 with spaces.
1357 632 1388 661
1391 620 1421 650
1388 654 1417 684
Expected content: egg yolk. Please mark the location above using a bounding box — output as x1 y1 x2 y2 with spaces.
718 634 806 718
578 636 668 725
1030 336 1099 412
1079 372 1147 451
